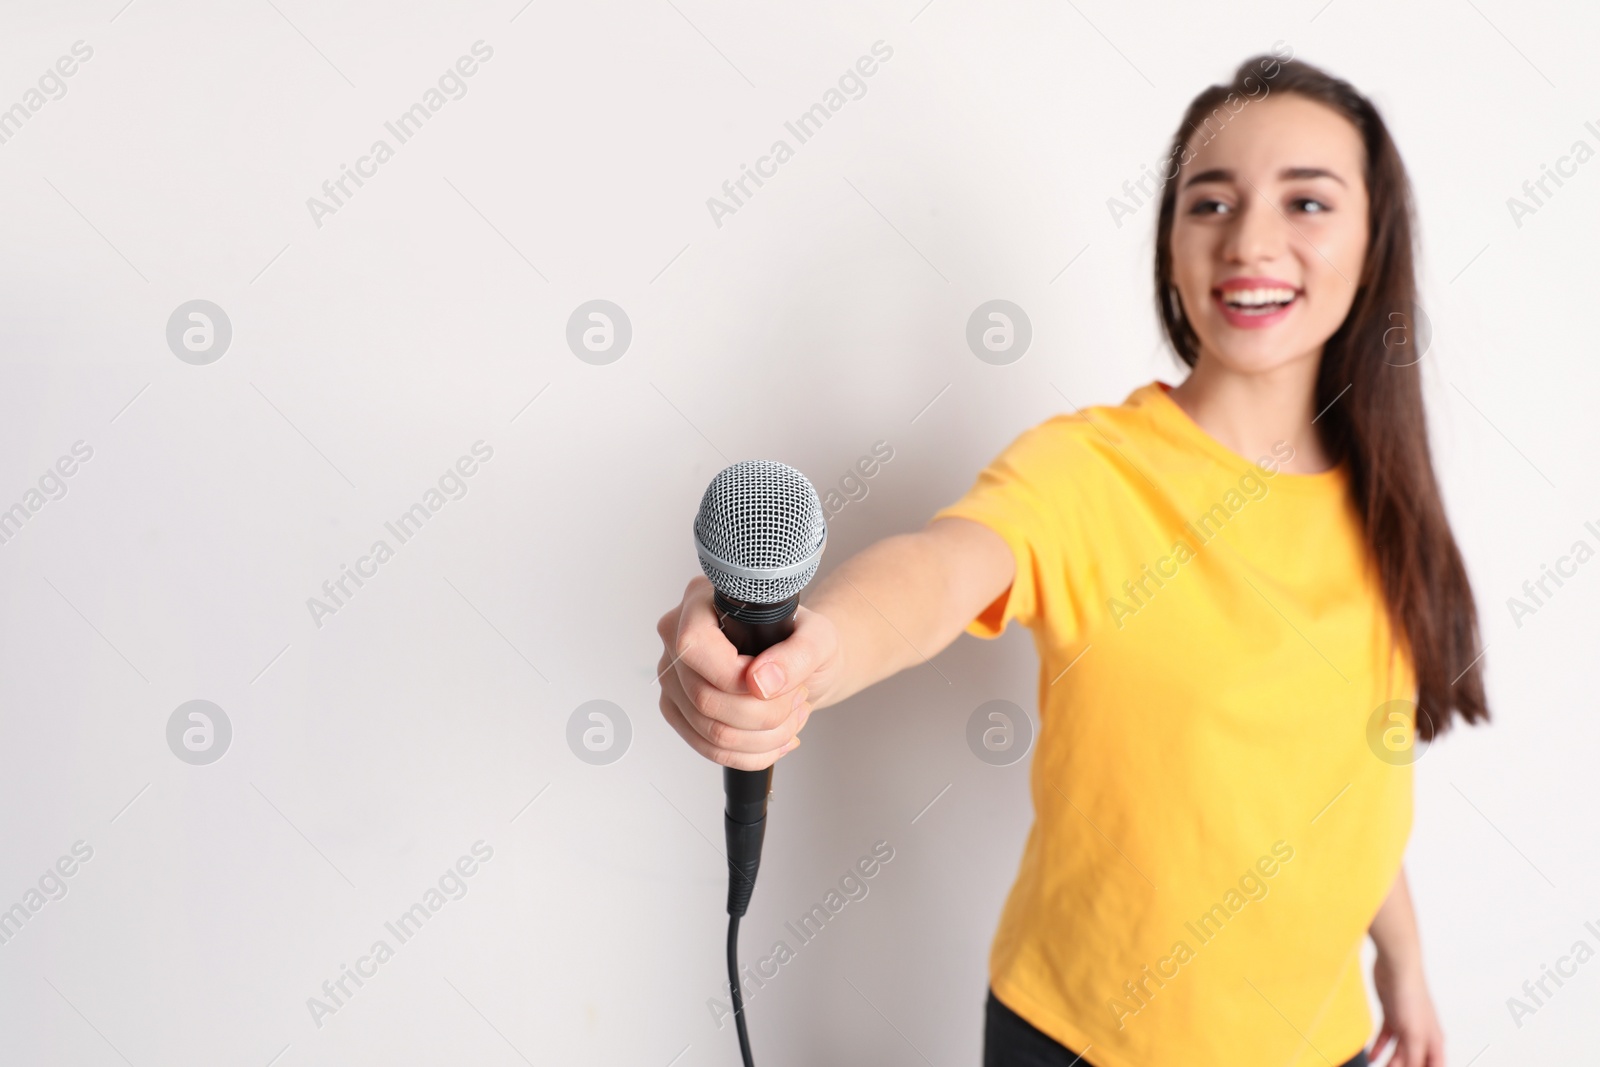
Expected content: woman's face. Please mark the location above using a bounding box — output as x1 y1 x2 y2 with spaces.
1169 93 1370 376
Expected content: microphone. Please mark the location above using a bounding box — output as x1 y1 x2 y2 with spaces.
694 459 828 914
693 460 826 1066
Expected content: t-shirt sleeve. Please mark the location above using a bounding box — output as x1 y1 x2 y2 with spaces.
929 421 1072 640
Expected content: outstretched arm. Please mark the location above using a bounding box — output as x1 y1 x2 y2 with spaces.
655 517 1014 770
801 517 1014 710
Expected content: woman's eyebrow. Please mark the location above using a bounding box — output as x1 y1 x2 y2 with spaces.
1182 168 1231 189
1182 166 1347 189
1281 166 1347 186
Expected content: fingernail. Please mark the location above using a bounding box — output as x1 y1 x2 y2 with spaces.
754 663 785 698
791 686 809 710
782 737 802 754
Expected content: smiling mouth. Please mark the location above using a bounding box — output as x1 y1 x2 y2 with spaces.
1215 286 1299 315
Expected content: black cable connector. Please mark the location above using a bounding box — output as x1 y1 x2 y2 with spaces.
724 812 766 917
725 809 766 1064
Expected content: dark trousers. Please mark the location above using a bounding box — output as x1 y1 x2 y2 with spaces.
983 987 1370 1067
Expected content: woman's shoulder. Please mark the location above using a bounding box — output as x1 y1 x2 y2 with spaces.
992 381 1164 475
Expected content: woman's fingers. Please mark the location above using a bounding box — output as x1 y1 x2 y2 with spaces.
667 577 750 693
676 656 802 732
1368 1023 1393 1064
658 688 803 771
666 576 811 730
660 652 810 753
656 574 822 769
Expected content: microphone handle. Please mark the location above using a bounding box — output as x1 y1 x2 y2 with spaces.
715 590 800 917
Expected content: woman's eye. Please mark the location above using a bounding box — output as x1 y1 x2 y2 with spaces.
1291 197 1331 214
1188 198 1231 216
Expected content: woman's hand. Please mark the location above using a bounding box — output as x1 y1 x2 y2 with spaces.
1368 950 1445 1067
655 576 843 770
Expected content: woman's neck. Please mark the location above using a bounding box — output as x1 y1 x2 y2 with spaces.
1166 353 1335 474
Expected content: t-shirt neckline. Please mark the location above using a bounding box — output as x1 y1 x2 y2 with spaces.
1146 379 1347 491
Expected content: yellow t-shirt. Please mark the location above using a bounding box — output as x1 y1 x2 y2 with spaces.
931 379 1415 1067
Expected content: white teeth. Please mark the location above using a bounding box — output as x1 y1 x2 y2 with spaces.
1222 287 1296 307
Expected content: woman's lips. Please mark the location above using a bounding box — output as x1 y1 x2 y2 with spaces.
1212 287 1300 329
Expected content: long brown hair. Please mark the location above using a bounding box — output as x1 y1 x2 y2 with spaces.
1153 53 1489 740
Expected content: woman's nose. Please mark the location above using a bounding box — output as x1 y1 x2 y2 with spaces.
1223 192 1287 265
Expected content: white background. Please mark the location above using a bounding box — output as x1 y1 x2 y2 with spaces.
1 1 1596 1064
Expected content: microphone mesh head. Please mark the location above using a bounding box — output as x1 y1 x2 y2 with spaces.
694 460 827 604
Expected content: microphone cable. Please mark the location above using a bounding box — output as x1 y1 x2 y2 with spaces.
728 913 755 1067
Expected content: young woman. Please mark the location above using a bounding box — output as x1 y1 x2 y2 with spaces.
656 54 1488 1067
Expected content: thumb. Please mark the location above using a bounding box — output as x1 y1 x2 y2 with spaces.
746 620 822 700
